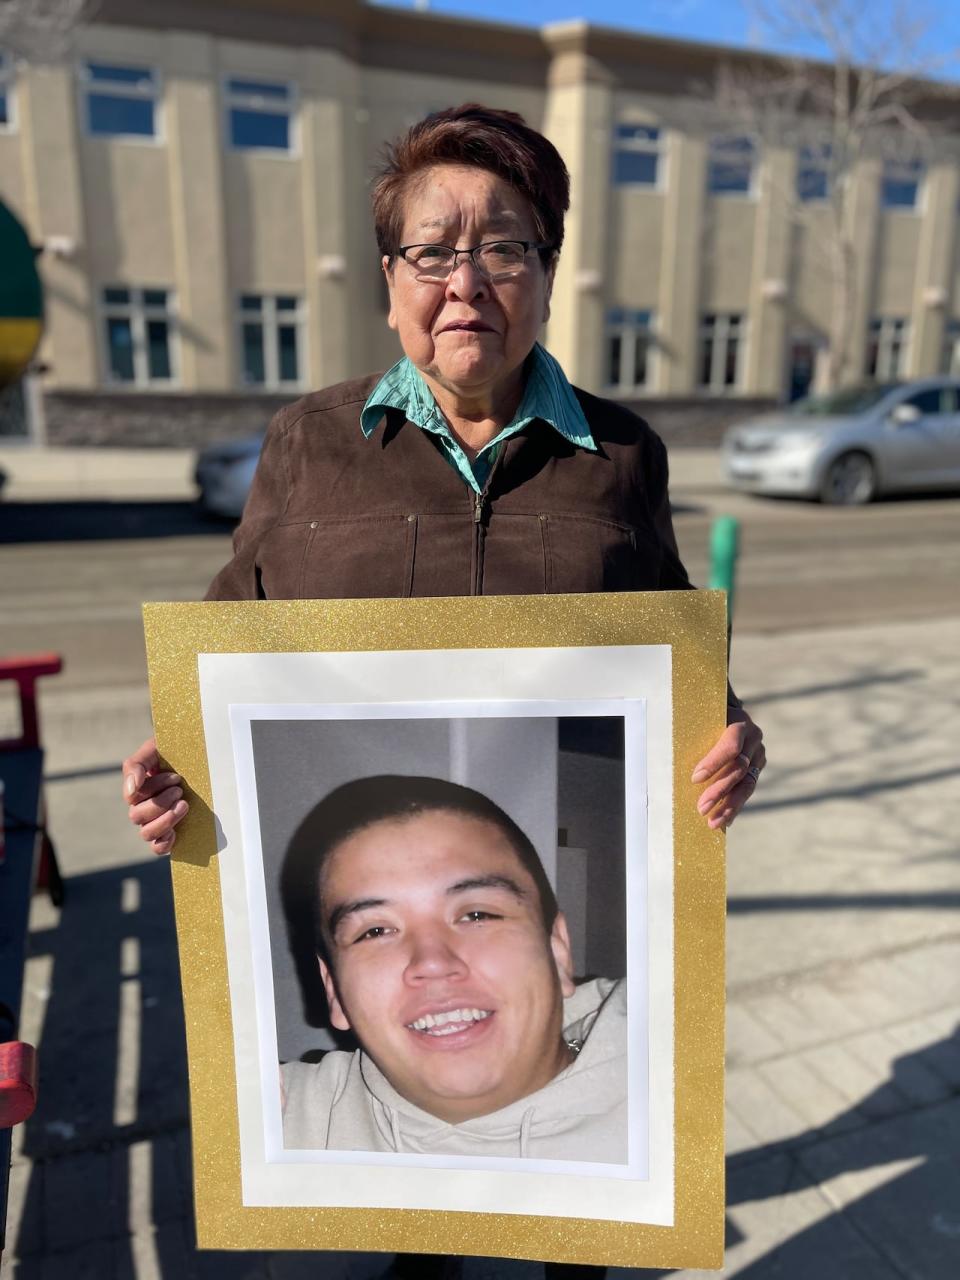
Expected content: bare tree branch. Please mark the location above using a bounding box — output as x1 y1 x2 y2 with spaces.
709 0 960 390
0 0 99 63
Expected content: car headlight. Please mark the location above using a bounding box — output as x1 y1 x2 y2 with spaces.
775 428 827 449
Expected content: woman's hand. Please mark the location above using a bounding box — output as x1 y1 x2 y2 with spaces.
122 737 188 855
691 707 765 830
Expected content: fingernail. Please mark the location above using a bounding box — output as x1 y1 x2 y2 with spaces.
173 800 189 817
691 767 709 783
124 774 136 797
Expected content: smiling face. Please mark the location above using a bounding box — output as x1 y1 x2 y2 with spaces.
317 808 575 1124
383 164 556 410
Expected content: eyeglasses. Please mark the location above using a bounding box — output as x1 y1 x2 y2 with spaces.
396 240 552 282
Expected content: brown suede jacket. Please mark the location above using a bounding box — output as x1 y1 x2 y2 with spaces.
205 372 694 604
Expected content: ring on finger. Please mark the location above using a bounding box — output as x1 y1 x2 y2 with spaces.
746 764 761 783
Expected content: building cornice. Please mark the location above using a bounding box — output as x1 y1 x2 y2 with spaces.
90 3 960 112
95 0 548 86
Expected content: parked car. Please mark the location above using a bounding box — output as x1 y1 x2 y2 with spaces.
194 431 264 518
723 379 960 504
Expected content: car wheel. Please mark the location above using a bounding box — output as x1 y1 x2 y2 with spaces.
819 451 877 505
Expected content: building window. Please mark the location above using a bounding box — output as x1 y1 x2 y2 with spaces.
82 63 157 139
866 317 909 379
607 308 655 391
881 157 924 210
787 336 818 401
102 287 176 386
797 144 830 202
239 294 303 388
0 52 15 131
940 319 960 374
226 78 294 151
699 314 744 390
612 124 662 187
707 136 755 196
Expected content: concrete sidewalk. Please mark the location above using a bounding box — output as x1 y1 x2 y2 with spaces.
0 447 198 502
3 602 958 1278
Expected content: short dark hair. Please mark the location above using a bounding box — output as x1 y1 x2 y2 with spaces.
371 103 570 261
280 774 559 966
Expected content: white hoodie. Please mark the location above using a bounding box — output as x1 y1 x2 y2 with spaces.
281 977 627 1162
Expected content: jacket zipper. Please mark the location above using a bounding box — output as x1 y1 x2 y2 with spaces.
471 448 504 595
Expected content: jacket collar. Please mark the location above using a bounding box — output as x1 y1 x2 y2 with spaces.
359 343 597 454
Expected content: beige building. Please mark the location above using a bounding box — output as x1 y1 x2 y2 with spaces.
1 0 959 446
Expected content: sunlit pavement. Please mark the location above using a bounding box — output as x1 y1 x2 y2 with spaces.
1 451 958 1278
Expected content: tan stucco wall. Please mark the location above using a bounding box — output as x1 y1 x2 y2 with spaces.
15 62 97 387
789 206 836 340
874 213 922 316
1 6 958 409
657 131 706 393
909 165 960 377
611 191 665 309
0 133 29 222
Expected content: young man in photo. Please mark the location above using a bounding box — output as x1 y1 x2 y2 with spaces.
280 775 628 1162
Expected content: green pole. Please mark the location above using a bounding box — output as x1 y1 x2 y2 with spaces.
709 515 740 629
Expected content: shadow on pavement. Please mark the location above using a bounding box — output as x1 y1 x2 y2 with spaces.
11 859 960 1278
745 763 960 813
0 501 235 545
640 1026 960 1280
747 669 925 706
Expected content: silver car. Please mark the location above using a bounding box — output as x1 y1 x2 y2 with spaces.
723 379 960 504
194 431 264 518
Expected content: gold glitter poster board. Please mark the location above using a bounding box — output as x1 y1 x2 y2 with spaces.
143 591 727 1270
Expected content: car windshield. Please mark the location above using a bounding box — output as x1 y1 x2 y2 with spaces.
788 384 899 417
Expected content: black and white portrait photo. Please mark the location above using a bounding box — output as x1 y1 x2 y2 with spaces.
261 717 630 1165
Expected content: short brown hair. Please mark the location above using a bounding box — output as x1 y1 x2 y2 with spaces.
281 774 559 967
371 104 570 261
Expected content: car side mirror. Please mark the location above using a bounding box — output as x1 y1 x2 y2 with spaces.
890 403 921 426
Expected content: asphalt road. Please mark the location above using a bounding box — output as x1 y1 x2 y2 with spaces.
1 488 958 694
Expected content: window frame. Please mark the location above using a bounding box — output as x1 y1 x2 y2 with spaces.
796 143 831 204
612 123 665 190
223 74 298 157
80 60 162 144
941 319 960 376
866 316 910 380
99 285 179 388
698 313 746 393
785 334 821 402
0 51 17 133
706 135 757 198
880 156 925 212
236 292 306 391
605 308 656 393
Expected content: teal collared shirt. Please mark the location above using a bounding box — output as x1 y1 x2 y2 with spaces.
359 343 597 494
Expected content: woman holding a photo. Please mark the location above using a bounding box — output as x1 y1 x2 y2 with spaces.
122 103 764 1279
